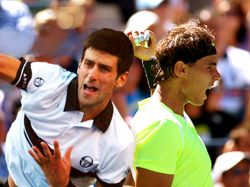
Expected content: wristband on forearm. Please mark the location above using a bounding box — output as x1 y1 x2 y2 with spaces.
141 56 157 89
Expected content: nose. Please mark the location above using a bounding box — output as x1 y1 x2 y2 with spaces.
87 66 99 80
214 68 221 81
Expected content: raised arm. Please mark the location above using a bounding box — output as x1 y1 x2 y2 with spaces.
126 30 157 61
0 54 22 83
126 30 157 92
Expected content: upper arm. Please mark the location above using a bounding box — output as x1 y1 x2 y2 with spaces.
134 120 182 174
136 167 174 187
0 54 21 83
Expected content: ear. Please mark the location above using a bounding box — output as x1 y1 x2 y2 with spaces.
115 72 129 88
174 61 188 78
77 61 82 73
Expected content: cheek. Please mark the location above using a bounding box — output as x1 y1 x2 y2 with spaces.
101 77 117 90
186 74 206 91
77 67 86 78
78 73 86 85
197 71 211 84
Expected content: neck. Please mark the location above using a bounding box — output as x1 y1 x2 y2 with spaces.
81 101 110 121
153 83 185 116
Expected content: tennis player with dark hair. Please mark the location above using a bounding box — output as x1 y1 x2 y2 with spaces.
1 28 135 187
128 20 221 187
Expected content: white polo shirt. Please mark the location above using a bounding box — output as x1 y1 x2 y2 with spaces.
5 58 135 187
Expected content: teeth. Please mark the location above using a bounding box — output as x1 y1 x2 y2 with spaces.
84 84 97 91
88 87 96 91
209 80 220 89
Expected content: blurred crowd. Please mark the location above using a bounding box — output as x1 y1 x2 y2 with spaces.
1 0 250 186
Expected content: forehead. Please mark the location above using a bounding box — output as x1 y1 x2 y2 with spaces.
83 48 119 66
194 54 218 66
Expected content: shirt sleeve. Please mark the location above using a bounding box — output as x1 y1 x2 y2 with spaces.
12 58 75 95
97 142 134 185
11 57 32 91
134 119 183 174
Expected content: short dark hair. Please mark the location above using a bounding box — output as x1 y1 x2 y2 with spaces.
154 20 216 83
81 28 134 76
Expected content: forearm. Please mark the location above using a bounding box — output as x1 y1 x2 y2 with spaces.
0 54 21 83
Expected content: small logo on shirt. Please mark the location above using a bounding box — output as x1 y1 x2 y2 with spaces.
34 77 44 87
20 73 28 89
79 156 93 168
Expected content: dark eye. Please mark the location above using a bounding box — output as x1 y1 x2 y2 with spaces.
207 64 216 72
100 64 112 72
84 60 93 67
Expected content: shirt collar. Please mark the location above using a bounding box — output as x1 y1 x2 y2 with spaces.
64 77 113 133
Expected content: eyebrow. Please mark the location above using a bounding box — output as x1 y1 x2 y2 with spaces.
84 58 113 70
84 58 94 63
206 61 217 66
99 63 113 71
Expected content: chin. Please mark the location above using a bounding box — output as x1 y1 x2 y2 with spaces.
199 97 207 105
188 96 206 106
192 103 204 107
189 99 205 107
199 93 208 104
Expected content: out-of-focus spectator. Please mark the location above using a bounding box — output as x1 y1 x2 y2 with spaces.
30 0 95 72
126 0 171 40
125 10 165 40
215 0 249 55
223 123 250 153
0 90 8 185
169 0 190 23
0 0 82 136
0 0 36 57
30 8 68 64
136 0 190 26
0 90 5 145
187 0 250 139
51 0 95 61
212 151 250 187
205 46 250 137
22 0 51 13
88 0 136 31
188 0 212 14
0 83 21 131
135 0 176 37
